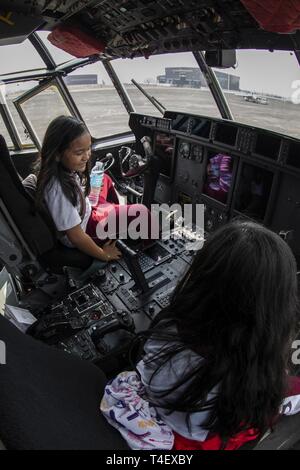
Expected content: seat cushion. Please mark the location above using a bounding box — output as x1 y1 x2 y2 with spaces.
40 242 93 273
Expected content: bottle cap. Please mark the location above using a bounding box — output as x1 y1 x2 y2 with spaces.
96 161 104 169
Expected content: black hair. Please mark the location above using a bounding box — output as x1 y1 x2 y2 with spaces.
35 115 91 213
137 220 299 439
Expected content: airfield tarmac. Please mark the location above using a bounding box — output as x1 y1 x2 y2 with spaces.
3 85 300 144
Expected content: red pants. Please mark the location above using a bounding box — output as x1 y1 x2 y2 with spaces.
173 375 300 450
86 174 158 244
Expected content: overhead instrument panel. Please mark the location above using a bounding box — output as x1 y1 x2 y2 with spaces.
1 0 299 56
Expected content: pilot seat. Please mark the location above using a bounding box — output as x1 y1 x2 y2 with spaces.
0 134 99 298
0 313 129 450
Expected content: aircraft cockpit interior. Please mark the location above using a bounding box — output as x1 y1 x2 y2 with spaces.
0 0 300 451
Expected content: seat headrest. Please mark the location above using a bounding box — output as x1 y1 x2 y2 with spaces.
0 134 23 186
0 134 15 171
0 134 10 157
0 135 56 256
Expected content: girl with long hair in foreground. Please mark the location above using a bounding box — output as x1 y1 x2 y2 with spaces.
101 220 300 450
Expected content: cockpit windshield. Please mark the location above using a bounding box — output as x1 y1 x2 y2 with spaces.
112 52 221 118
112 49 300 139
216 50 300 139
1 36 300 147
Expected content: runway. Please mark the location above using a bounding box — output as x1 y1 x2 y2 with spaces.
2 85 300 144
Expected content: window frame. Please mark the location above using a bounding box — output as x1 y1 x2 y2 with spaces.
0 101 22 149
0 31 237 149
13 77 82 150
60 58 135 140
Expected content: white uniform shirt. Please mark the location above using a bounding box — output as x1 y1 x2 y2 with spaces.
44 175 92 247
136 328 218 441
137 325 300 441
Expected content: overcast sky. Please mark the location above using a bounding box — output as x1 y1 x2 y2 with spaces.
0 31 300 98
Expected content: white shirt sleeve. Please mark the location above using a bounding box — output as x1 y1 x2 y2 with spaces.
280 394 300 416
44 178 81 232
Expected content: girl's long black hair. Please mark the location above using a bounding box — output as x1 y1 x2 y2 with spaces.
138 220 299 439
35 115 91 213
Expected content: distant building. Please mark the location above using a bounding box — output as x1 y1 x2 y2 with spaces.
64 74 98 85
216 72 240 91
157 67 240 91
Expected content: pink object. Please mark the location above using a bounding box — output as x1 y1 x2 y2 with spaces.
48 25 105 58
241 0 300 33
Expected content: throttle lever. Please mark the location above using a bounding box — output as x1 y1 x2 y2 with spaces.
141 136 153 157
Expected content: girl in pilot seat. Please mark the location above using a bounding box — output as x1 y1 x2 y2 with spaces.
101 220 300 450
35 115 157 263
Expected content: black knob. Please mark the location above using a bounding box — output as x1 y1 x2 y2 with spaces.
96 269 106 280
121 312 130 325
111 264 117 272
119 273 125 282
95 339 109 354
148 305 155 314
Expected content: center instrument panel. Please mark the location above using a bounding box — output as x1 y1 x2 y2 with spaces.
130 111 300 263
29 111 300 372
29 236 196 372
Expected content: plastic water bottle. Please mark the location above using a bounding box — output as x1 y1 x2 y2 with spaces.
89 161 104 206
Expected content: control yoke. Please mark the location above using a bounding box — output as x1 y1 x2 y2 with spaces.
119 136 153 179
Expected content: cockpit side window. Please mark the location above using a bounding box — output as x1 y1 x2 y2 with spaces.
216 50 300 139
0 39 44 75
14 81 72 147
2 82 36 147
